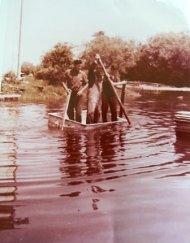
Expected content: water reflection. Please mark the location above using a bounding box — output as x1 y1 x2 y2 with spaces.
58 125 126 210
59 125 127 184
57 90 190 188
85 129 103 177
59 131 84 179
0 206 29 231
174 135 190 162
0 105 29 230
1 90 190 240
156 134 190 179
160 134 190 178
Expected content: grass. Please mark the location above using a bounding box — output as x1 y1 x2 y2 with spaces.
2 76 66 105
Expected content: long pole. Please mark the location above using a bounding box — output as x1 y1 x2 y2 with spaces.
96 55 131 125
61 82 71 129
119 83 126 117
17 0 23 79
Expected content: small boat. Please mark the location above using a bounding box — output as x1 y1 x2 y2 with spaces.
175 111 190 136
49 56 131 131
48 110 128 130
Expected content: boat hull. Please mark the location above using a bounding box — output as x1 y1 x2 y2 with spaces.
175 111 190 136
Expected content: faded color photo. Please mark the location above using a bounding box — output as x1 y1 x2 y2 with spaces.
0 1 190 243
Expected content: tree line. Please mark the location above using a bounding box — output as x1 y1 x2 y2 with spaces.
4 31 190 87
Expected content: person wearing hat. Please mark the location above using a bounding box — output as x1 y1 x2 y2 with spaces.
64 59 88 122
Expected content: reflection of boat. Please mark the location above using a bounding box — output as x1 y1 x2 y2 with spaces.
175 111 190 136
48 110 127 130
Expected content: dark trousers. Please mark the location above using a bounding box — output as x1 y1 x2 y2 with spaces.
102 95 117 122
67 91 83 122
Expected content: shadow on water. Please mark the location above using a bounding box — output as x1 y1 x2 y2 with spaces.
0 133 29 230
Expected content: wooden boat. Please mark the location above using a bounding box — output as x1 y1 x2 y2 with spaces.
48 110 128 130
49 55 131 130
175 111 190 136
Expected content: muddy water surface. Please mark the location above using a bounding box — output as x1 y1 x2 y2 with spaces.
0 90 190 243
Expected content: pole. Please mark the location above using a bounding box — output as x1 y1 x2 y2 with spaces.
96 54 131 125
61 82 71 129
61 91 71 130
17 0 23 80
119 83 126 117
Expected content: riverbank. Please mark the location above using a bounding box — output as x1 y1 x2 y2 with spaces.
3 78 190 106
1 77 141 104
0 93 21 101
1 77 66 104
126 81 190 92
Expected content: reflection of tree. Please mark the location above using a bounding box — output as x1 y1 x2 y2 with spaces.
0 205 29 230
0 130 17 231
0 107 29 231
0 206 15 230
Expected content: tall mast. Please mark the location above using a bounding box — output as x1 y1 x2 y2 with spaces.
17 0 23 79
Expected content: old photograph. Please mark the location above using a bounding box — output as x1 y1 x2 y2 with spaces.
0 0 190 242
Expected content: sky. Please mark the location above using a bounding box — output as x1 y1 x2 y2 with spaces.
0 0 190 77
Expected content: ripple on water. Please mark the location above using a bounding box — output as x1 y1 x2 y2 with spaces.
1 101 190 239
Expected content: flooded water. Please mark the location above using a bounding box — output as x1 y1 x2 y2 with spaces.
0 89 190 243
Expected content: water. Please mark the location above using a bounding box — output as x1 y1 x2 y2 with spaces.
0 89 190 243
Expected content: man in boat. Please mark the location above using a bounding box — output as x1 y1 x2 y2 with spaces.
102 65 120 122
86 60 104 124
64 59 88 123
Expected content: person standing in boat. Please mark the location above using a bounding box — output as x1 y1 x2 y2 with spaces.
86 60 104 124
64 59 88 123
102 65 120 122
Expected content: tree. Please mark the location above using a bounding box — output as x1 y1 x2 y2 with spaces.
35 43 74 85
3 71 16 83
129 32 190 86
21 62 35 75
81 31 138 79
